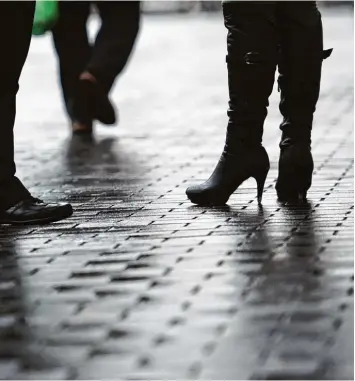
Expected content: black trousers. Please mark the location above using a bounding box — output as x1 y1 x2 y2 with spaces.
51 1 140 118
0 2 34 211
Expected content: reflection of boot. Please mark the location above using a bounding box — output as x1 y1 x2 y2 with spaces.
186 3 277 206
275 4 332 201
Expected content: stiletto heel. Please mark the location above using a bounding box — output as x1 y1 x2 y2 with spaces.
255 168 269 204
298 191 306 202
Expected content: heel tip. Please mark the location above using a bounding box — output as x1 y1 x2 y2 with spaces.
298 193 306 201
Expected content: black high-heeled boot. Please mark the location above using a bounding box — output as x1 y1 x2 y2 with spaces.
186 142 270 206
276 134 314 202
275 3 332 202
186 3 278 206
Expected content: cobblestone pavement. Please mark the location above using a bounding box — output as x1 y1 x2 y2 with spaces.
0 8 353 380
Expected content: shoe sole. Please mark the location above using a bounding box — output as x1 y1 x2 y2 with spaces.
277 191 307 203
276 161 312 204
0 208 73 226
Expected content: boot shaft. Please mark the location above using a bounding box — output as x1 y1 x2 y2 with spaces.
222 2 332 147
223 2 278 145
276 2 332 142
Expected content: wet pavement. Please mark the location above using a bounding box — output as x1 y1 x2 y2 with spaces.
0 8 353 380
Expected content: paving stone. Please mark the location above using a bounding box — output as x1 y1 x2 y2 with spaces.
10 367 71 381
76 356 136 379
0 361 19 380
44 345 90 366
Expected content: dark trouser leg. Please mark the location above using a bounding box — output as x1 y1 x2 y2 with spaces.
0 2 34 211
51 1 91 119
87 1 141 93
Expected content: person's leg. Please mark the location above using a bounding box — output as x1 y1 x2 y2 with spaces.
0 1 35 210
275 1 332 201
71 1 141 128
0 1 72 224
87 1 140 94
186 1 278 206
51 2 91 126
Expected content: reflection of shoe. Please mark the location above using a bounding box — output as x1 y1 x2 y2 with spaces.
0 197 73 225
72 79 116 126
71 120 93 135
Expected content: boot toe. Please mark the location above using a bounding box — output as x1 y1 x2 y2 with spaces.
186 185 208 205
186 184 227 206
186 185 200 197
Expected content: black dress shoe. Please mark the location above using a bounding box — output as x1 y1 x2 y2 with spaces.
0 197 73 225
72 79 116 126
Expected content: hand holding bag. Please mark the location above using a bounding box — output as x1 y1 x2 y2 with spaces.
32 0 59 36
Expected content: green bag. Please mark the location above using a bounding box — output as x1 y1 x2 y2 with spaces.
32 0 59 36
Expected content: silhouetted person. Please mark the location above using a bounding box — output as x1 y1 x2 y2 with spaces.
51 1 141 134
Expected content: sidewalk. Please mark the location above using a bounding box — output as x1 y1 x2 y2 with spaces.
0 9 353 380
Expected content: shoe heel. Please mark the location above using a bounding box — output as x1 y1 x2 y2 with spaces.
277 171 310 203
254 168 269 204
298 191 307 202
276 143 313 202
